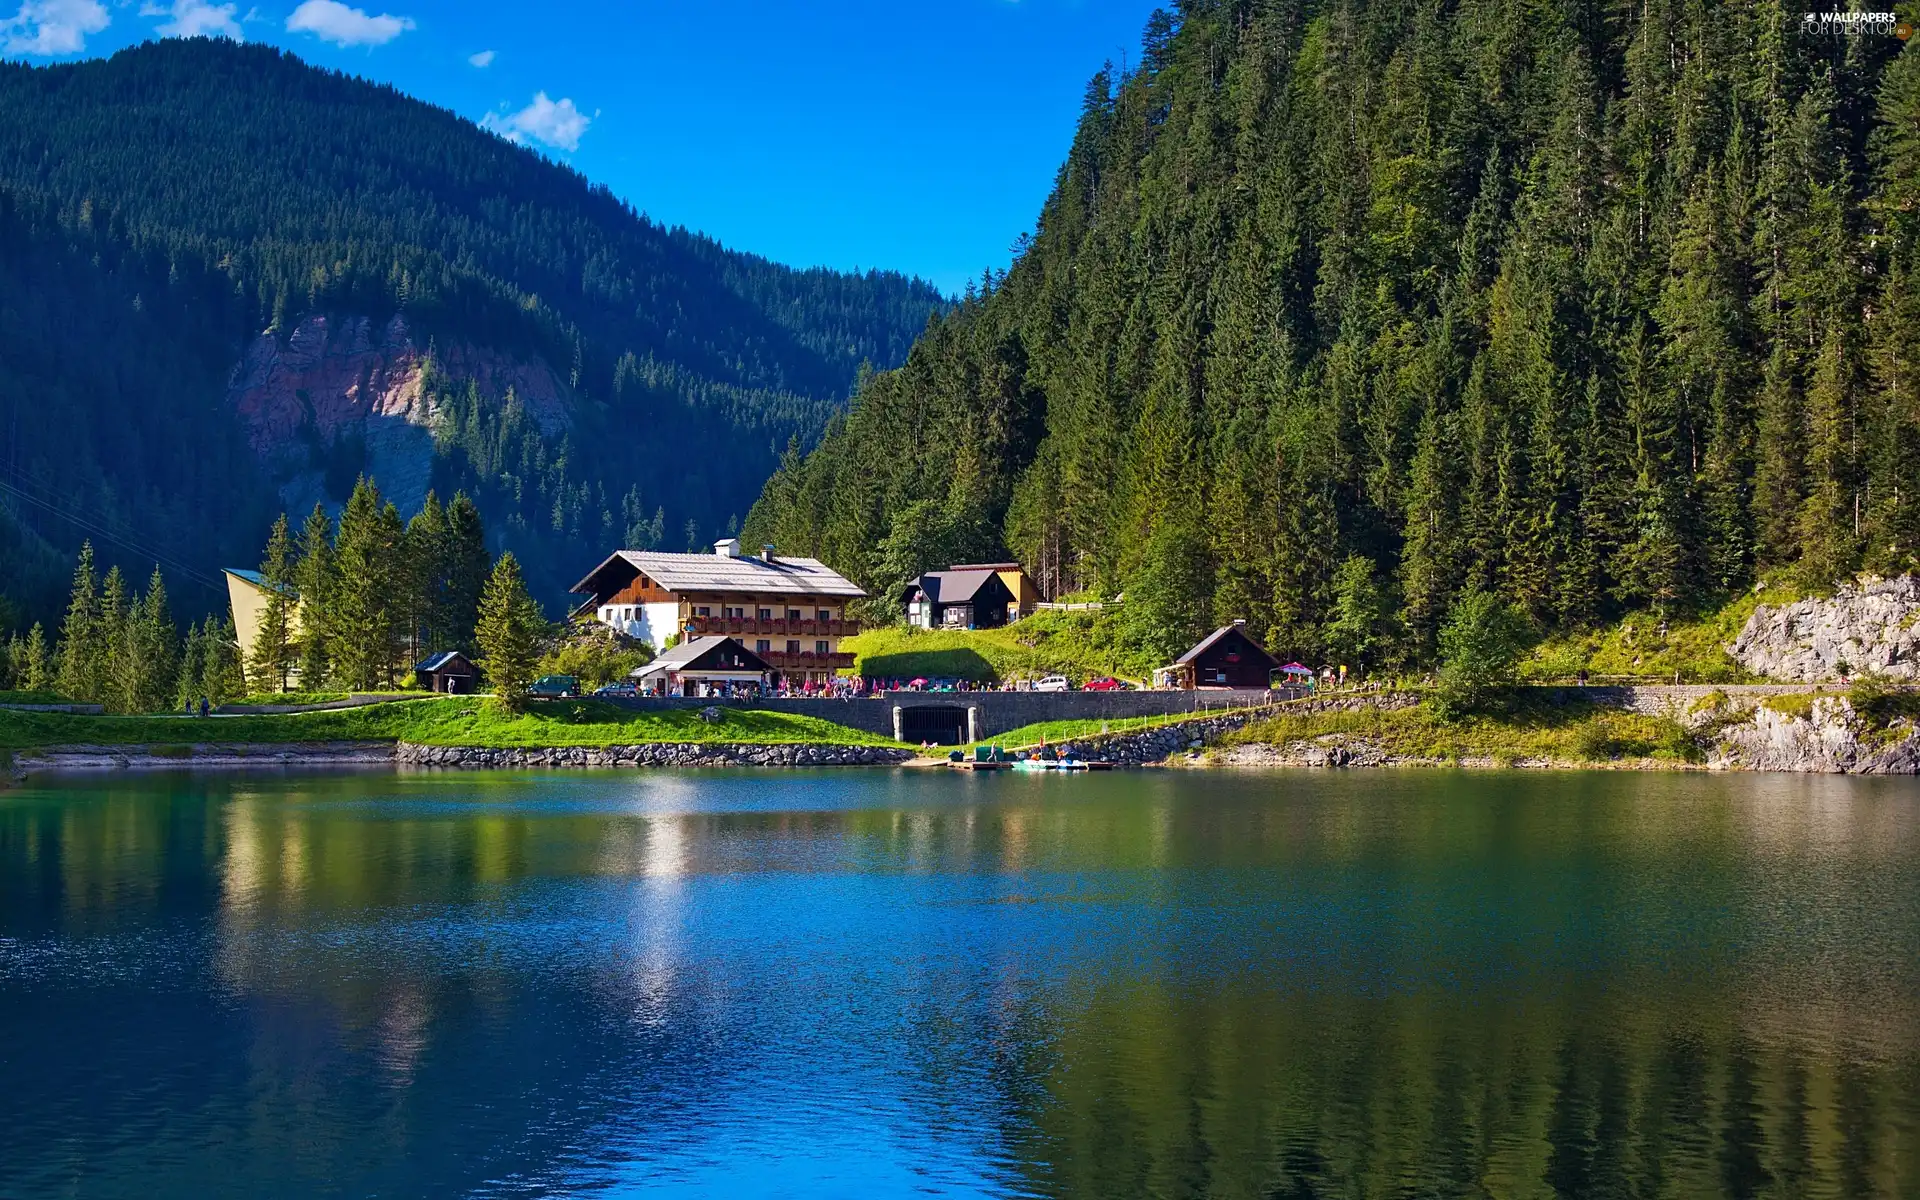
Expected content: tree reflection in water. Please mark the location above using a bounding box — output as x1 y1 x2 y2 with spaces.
0 767 1914 1197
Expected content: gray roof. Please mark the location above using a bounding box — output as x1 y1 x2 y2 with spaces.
634 636 770 676
574 550 865 599
908 568 1008 607
414 651 472 673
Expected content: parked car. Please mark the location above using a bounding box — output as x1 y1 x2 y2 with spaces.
529 674 580 699
1083 676 1131 692
593 682 637 698
1032 675 1072 692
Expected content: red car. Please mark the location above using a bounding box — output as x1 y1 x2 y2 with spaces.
1083 676 1130 692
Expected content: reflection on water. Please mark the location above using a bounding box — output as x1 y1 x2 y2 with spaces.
1 768 1917 1197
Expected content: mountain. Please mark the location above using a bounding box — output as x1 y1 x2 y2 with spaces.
0 37 944 624
745 0 1920 666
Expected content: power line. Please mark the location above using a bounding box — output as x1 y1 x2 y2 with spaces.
0 475 228 596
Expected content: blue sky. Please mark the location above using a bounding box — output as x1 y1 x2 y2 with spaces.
2 0 1164 293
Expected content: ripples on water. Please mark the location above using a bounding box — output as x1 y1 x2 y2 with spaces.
1 768 1916 1197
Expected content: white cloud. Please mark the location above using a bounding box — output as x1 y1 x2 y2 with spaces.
285 0 410 46
0 0 109 55
467 48 493 67
142 0 241 39
481 92 591 152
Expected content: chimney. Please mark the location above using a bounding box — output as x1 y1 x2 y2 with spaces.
761 544 776 563
714 537 741 558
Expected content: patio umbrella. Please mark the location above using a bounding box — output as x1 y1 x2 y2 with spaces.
909 677 930 688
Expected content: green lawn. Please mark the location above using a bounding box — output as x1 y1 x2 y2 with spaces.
845 610 1156 684
229 690 431 707
1220 695 1699 764
0 697 902 752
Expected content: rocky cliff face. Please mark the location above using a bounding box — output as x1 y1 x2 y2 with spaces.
226 313 569 517
1729 577 1920 682
1704 695 1920 774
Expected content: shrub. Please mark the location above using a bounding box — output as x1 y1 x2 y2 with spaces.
1432 591 1533 720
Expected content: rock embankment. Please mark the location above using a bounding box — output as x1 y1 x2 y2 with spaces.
1050 692 1421 766
1730 577 1920 681
1703 695 1920 774
396 743 914 769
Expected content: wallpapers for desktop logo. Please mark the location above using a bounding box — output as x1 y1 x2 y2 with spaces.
1801 9 1911 37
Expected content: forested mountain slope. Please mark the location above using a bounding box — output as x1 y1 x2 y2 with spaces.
746 0 1920 665
0 38 943 623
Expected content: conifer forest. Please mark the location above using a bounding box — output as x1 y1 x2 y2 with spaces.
0 38 942 623
747 0 1920 665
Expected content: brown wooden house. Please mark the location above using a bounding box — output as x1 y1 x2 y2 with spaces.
1157 621 1279 689
414 651 478 694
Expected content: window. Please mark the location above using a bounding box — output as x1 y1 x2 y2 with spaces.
786 640 800 654
815 640 829 654
696 606 711 617
758 608 772 621
724 606 743 619
624 607 634 621
818 609 831 621
755 639 770 654
787 609 801 621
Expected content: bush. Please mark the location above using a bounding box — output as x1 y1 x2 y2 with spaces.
1848 674 1920 726
1432 591 1533 719
539 628 653 689
1572 718 1619 761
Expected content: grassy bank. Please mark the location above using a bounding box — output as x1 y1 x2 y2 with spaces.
1518 585 1806 684
1219 695 1700 765
844 611 1154 684
0 697 902 752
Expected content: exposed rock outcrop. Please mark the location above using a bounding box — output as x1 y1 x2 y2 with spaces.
227 313 569 516
1729 577 1920 681
1705 696 1920 774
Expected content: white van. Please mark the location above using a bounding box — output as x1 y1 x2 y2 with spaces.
1032 675 1071 692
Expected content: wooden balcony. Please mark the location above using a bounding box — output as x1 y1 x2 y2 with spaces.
685 616 860 639
761 650 857 672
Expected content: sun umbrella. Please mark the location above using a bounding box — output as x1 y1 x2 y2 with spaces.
909 677 930 688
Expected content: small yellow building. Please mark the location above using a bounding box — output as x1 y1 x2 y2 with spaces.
224 568 303 668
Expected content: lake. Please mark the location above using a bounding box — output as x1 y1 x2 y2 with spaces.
1 767 1916 1198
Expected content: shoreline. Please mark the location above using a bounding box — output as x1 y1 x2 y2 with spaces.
5 740 915 784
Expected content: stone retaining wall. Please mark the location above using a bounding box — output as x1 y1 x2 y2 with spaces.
9 742 395 775
396 742 914 769
605 689 1290 739
1035 692 1420 766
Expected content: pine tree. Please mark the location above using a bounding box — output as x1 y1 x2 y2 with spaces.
23 623 49 692
295 503 335 687
402 492 449 662
443 492 490 653
1796 325 1860 585
1323 554 1390 675
475 552 546 711
98 566 136 713
330 478 404 690
117 568 177 714
56 542 103 703
249 514 298 694
175 620 207 710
